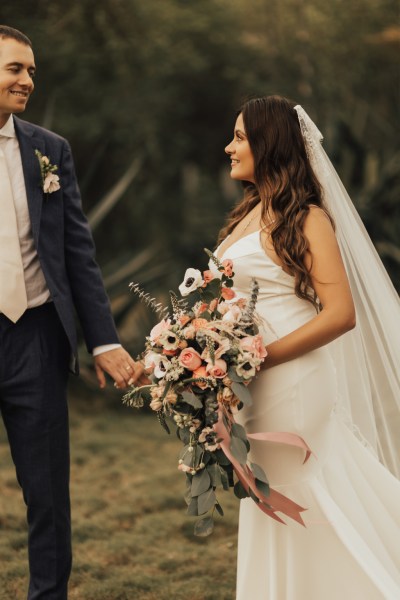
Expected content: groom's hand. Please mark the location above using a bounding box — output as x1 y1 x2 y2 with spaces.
94 348 144 389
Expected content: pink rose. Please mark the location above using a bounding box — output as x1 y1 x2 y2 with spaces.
179 347 203 371
221 287 236 301
149 319 171 344
206 359 227 379
239 335 267 360
222 259 233 277
193 366 210 389
192 318 209 330
202 270 215 285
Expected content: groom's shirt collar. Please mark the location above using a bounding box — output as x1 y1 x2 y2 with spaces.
0 114 16 138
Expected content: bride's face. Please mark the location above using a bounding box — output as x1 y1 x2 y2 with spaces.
225 113 255 183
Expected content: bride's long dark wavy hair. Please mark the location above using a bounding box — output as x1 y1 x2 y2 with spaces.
218 95 334 308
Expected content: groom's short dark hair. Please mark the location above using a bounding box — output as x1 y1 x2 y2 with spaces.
0 25 32 48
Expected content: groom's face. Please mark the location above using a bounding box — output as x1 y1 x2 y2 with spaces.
0 37 35 126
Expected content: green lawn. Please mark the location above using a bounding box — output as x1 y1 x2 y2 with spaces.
0 388 238 599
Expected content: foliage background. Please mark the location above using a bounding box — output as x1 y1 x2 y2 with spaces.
0 1 398 596
1 0 399 371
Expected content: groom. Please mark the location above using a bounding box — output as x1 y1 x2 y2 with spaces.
0 26 142 599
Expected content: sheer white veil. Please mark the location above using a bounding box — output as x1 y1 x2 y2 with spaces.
294 105 400 478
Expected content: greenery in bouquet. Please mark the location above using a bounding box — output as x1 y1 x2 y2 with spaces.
123 249 270 536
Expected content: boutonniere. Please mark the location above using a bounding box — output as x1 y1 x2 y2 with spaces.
35 149 61 194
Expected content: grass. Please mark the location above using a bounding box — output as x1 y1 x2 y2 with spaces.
0 387 238 599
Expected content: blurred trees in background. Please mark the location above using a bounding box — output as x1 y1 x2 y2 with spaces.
1 0 399 377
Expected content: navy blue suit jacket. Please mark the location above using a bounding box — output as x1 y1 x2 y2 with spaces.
14 116 119 374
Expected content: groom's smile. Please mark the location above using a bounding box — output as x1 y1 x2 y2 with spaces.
0 36 35 126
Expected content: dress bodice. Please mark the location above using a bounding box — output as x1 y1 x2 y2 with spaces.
213 230 317 343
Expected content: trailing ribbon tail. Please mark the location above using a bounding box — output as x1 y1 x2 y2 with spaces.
214 409 313 526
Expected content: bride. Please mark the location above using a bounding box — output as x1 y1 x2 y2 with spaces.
215 96 400 599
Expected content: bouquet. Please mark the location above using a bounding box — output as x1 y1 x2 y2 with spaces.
124 250 309 535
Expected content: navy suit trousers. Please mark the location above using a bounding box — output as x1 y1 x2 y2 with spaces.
0 303 71 600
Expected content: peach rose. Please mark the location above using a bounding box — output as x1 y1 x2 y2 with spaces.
202 270 215 285
206 358 227 379
221 287 236 301
193 366 210 389
179 347 203 371
192 318 209 330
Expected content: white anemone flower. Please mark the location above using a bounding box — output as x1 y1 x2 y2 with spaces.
153 356 171 379
236 353 257 380
144 351 162 371
178 268 204 297
158 329 180 350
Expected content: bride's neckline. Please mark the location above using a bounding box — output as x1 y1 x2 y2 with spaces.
217 229 293 278
216 229 261 261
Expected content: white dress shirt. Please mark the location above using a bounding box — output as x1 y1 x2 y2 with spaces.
0 115 120 356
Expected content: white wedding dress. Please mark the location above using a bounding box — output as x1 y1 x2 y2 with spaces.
217 230 400 600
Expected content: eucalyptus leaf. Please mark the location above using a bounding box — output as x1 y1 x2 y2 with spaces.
215 502 224 517
249 488 260 504
198 488 217 514
205 278 221 296
214 449 231 466
202 451 212 466
191 469 211 497
219 467 230 490
227 367 245 383
187 496 199 516
231 382 253 407
179 444 190 460
177 427 190 445
255 478 270 498
234 480 249 500
181 391 203 409
198 311 212 321
194 516 214 537
184 487 192 506
230 436 248 465
207 463 222 488
250 462 269 484
231 423 248 442
201 291 214 303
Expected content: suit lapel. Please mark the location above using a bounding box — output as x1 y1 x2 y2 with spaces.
13 116 45 246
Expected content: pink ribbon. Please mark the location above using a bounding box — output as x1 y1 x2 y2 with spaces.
247 431 313 465
214 408 313 526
